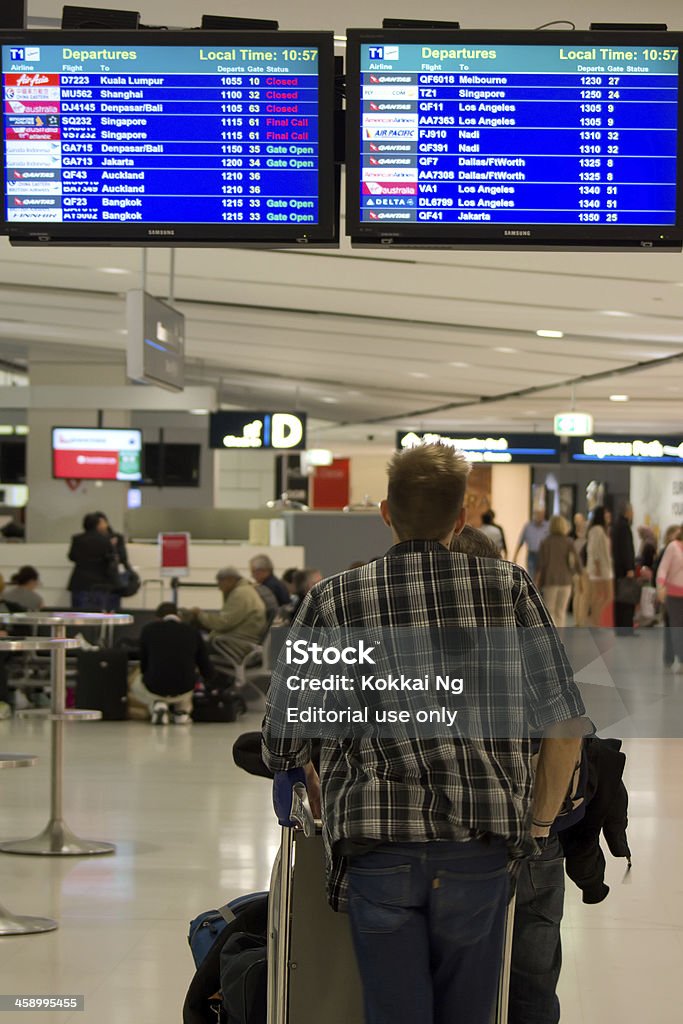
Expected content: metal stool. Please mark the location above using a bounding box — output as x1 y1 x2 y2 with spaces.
0 629 129 856
0 754 57 935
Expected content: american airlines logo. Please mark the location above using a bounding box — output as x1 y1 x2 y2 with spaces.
504 230 531 236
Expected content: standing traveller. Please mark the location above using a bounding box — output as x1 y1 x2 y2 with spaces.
612 501 637 636
586 507 613 627
536 516 578 628
513 509 550 578
656 528 683 672
67 512 118 611
480 509 507 557
263 443 585 1024
572 514 591 627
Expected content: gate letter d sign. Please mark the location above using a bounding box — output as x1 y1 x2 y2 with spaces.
271 413 304 450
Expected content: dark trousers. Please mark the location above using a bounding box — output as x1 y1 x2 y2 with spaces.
663 608 674 665
71 590 118 612
666 596 683 661
614 596 635 635
347 839 509 1024
509 836 565 1024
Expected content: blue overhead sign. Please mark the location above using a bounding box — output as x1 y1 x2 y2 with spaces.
397 430 561 463
570 435 683 464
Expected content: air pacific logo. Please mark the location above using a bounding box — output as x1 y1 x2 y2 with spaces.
148 229 175 236
504 230 531 236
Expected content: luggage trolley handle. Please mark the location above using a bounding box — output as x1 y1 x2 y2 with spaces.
268 769 317 1024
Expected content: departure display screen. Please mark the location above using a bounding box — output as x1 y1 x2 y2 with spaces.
0 32 335 244
346 31 683 248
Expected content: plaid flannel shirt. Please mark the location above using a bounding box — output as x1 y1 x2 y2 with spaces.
262 540 585 911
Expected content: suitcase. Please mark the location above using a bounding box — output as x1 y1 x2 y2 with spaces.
75 648 129 720
268 779 516 1024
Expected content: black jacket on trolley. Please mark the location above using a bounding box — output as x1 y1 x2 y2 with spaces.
67 529 117 593
558 736 631 904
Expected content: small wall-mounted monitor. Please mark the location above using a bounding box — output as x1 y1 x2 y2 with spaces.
0 436 26 482
142 442 200 487
345 28 683 250
52 426 142 480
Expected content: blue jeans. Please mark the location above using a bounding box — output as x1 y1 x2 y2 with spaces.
509 836 564 1024
71 590 118 612
527 551 539 578
347 839 510 1024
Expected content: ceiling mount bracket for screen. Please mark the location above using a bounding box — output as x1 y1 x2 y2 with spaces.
589 23 668 31
382 19 461 29
200 15 279 30
61 5 140 29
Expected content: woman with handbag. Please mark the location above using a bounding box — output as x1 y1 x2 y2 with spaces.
656 526 683 672
95 511 141 608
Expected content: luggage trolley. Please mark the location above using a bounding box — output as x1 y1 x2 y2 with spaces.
268 777 363 1024
269 773 516 1024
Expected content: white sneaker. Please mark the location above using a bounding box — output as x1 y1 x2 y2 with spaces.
0 701 11 720
172 710 192 725
151 701 170 725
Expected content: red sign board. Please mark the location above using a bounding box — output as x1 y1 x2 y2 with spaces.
159 532 190 577
311 459 350 509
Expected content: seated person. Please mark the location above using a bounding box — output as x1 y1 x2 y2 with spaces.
134 602 212 725
249 554 291 606
1 566 44 611
187 567 266 664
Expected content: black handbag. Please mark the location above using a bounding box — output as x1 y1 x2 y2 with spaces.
616 577 641 605
116 566 141 598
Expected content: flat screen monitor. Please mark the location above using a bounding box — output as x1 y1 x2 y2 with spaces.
345 29 683 249
52 426 142 480
0 30 336 245
142 442 200 487
0 437 26 482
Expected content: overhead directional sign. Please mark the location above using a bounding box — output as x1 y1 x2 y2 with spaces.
553 411 594 437
570 435 683 464
397 431 561 464
210 412 307 451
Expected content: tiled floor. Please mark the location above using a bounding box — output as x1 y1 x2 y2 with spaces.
0 632 681 1023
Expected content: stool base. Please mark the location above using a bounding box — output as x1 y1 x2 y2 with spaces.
0 819 115 857
0 904 58 935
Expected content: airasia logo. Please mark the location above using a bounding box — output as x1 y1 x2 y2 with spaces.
17 74 49 87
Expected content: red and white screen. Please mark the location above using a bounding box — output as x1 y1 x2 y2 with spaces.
51 428 142 481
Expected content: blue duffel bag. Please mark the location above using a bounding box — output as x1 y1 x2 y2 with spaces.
188 892 268 969
184 893 269 1024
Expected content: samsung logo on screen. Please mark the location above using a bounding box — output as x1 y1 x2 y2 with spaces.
504 230 531 236
148 229 175 236
209 412 307 451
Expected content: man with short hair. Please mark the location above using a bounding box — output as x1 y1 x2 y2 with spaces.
249 554 291 606
136 602 212 725
190 568 266 663
263 443 585 1024
514 508 550 577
